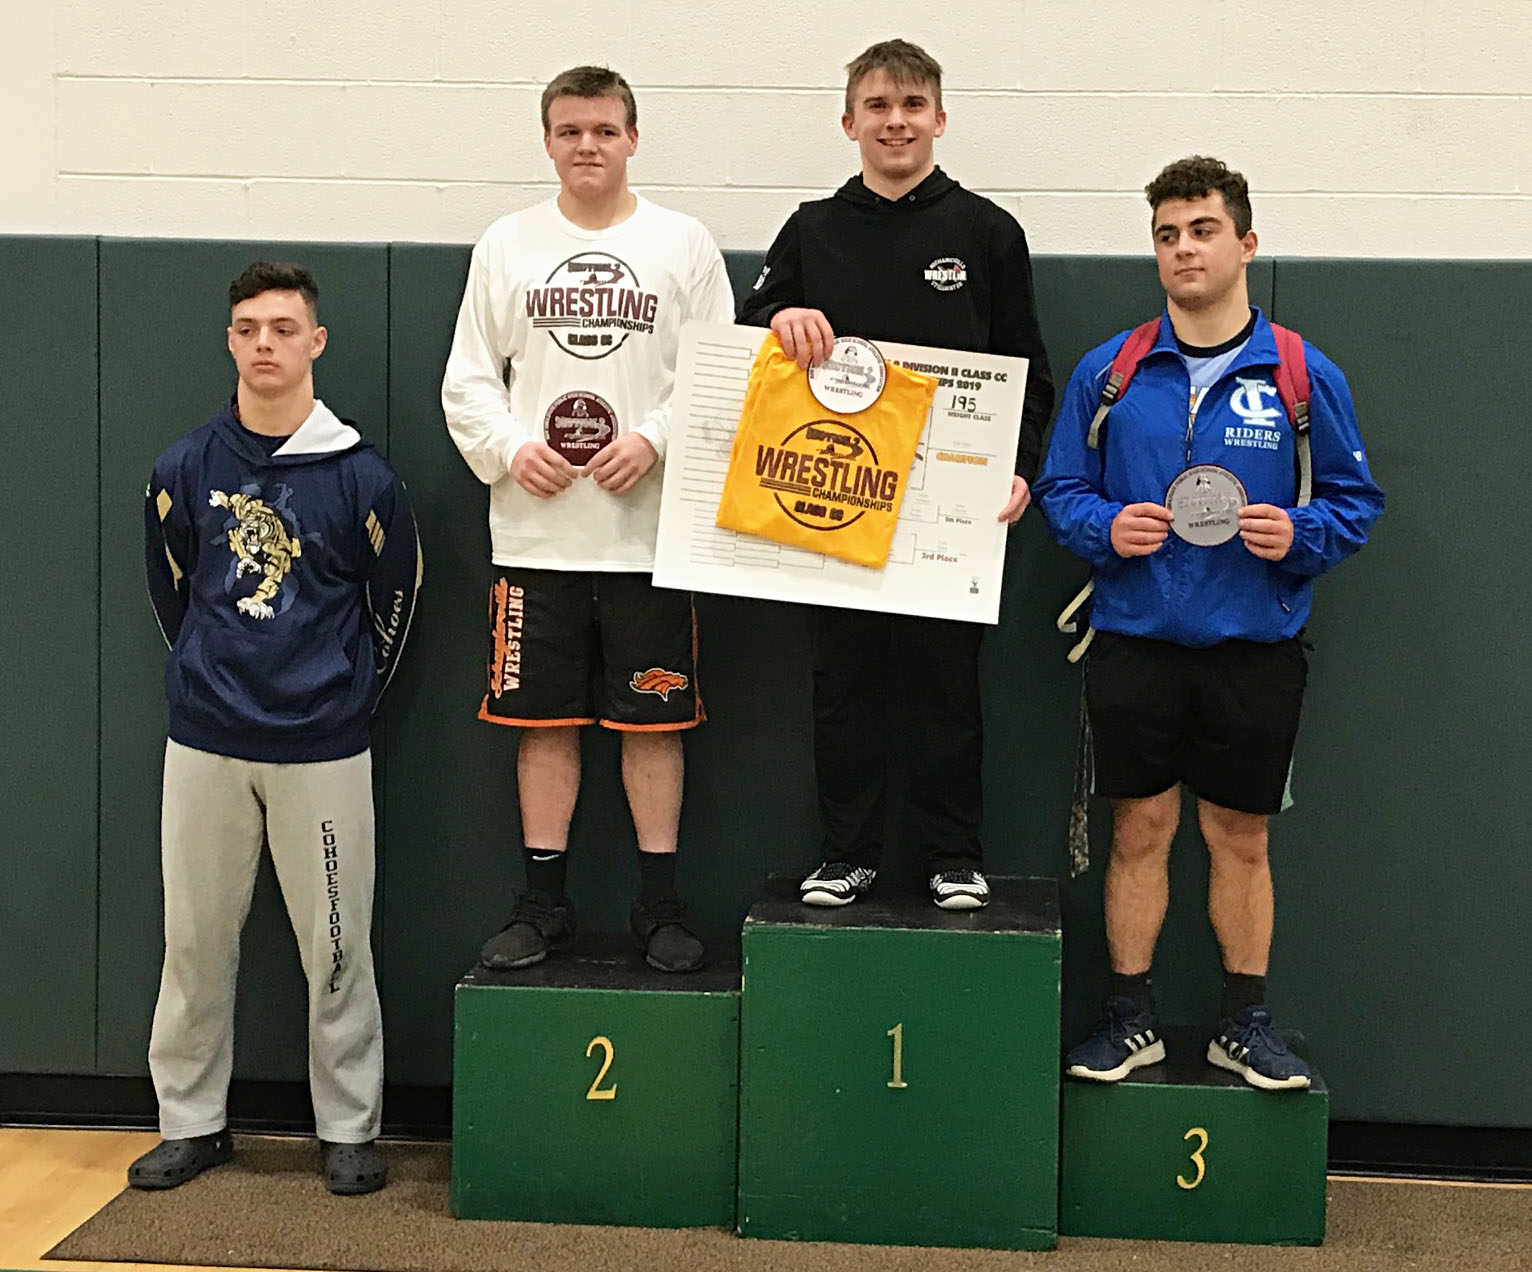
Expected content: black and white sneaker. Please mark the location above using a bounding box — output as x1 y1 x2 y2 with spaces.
800 862 876 907
929 868 990 910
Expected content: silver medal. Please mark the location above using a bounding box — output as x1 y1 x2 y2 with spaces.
1165 464 1247 546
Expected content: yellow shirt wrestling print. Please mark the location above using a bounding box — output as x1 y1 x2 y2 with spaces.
716 336 937 568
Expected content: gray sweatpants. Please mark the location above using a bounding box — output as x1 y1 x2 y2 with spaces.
149 739 383 1143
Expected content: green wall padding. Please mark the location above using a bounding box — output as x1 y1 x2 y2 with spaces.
380 243 501 1083
0 237 100 1072
1263 259 1532 1123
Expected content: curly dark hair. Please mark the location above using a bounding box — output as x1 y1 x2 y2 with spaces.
541 65 637 132
1145 156 1252 237
229 261 319 320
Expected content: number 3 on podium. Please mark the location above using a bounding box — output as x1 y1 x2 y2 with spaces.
1178 1126 1208 1189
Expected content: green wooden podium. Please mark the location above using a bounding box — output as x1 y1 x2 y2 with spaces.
1060 1026 1328 1244
451 939 740 1227
737 876 1061 1250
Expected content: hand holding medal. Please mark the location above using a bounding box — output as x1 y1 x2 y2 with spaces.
1110 502 1176 556
1114 463 1295 559
1236 502 1294 560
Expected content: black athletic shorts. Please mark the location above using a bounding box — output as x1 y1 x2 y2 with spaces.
1085 630 1307 815
479 567 702 731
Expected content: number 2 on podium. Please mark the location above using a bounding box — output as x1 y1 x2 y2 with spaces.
1178 1126 1208 1189
585 1035 616 1101
886 1023 908 1089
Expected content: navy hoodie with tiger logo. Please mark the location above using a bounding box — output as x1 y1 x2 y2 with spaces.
145 397 422 763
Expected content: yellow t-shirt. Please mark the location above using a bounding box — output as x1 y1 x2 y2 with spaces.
716 337 937 568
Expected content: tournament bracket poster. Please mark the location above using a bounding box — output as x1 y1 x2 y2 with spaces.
654 321 1027 623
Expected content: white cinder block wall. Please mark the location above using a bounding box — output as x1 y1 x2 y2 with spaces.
4 0 1529 256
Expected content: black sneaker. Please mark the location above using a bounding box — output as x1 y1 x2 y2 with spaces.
321 1139 387 1195
479 890 576 969
127 1130 233 1189
799 862 876 907
630 897 706 972
929 868 990 910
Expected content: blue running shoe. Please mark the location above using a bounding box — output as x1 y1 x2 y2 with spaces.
1207 1006 1312 1090
1064 996 1166 1081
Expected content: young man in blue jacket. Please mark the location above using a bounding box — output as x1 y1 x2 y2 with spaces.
1036 157 1383 1090
132 262 421 1192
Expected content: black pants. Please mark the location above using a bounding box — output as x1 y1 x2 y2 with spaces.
809 606 985 872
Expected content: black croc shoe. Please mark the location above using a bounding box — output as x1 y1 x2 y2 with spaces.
127 1131 233 1189
321 1139 387 1195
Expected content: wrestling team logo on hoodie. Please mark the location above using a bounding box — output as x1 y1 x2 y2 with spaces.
525 252 660 360
209 485 309 620
924 257 968 291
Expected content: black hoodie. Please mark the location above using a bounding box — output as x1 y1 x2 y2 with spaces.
738 168 1055 482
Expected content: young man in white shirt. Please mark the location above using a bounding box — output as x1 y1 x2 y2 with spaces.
443 66 734 972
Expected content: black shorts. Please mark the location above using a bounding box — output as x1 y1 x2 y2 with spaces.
479 568 702 731
1085 631 1306 815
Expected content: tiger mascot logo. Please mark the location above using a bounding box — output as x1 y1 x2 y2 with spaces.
210 489 302 619
630 667 689 701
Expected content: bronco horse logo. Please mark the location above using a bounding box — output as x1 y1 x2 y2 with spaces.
630 667 689 701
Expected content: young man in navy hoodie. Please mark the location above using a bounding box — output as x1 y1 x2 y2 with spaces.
132 262 421 1193
739 39 1054 910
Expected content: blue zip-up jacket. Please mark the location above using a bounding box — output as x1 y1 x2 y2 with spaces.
145 397 423 762
1035 309 1383 647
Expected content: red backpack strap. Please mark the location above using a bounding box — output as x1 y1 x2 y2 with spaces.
1268 323 1311 432
1087 318 1162 450
1268 323 1314 507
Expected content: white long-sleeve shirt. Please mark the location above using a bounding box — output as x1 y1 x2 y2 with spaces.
442 194 735 570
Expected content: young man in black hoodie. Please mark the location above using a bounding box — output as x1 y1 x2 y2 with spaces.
739 39 1054 909
132 262 421 1195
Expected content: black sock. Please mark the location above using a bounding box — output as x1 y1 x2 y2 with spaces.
1222 972 1266 1018
636 851 678 908
1111 971 1154 1014
523 846 568 899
